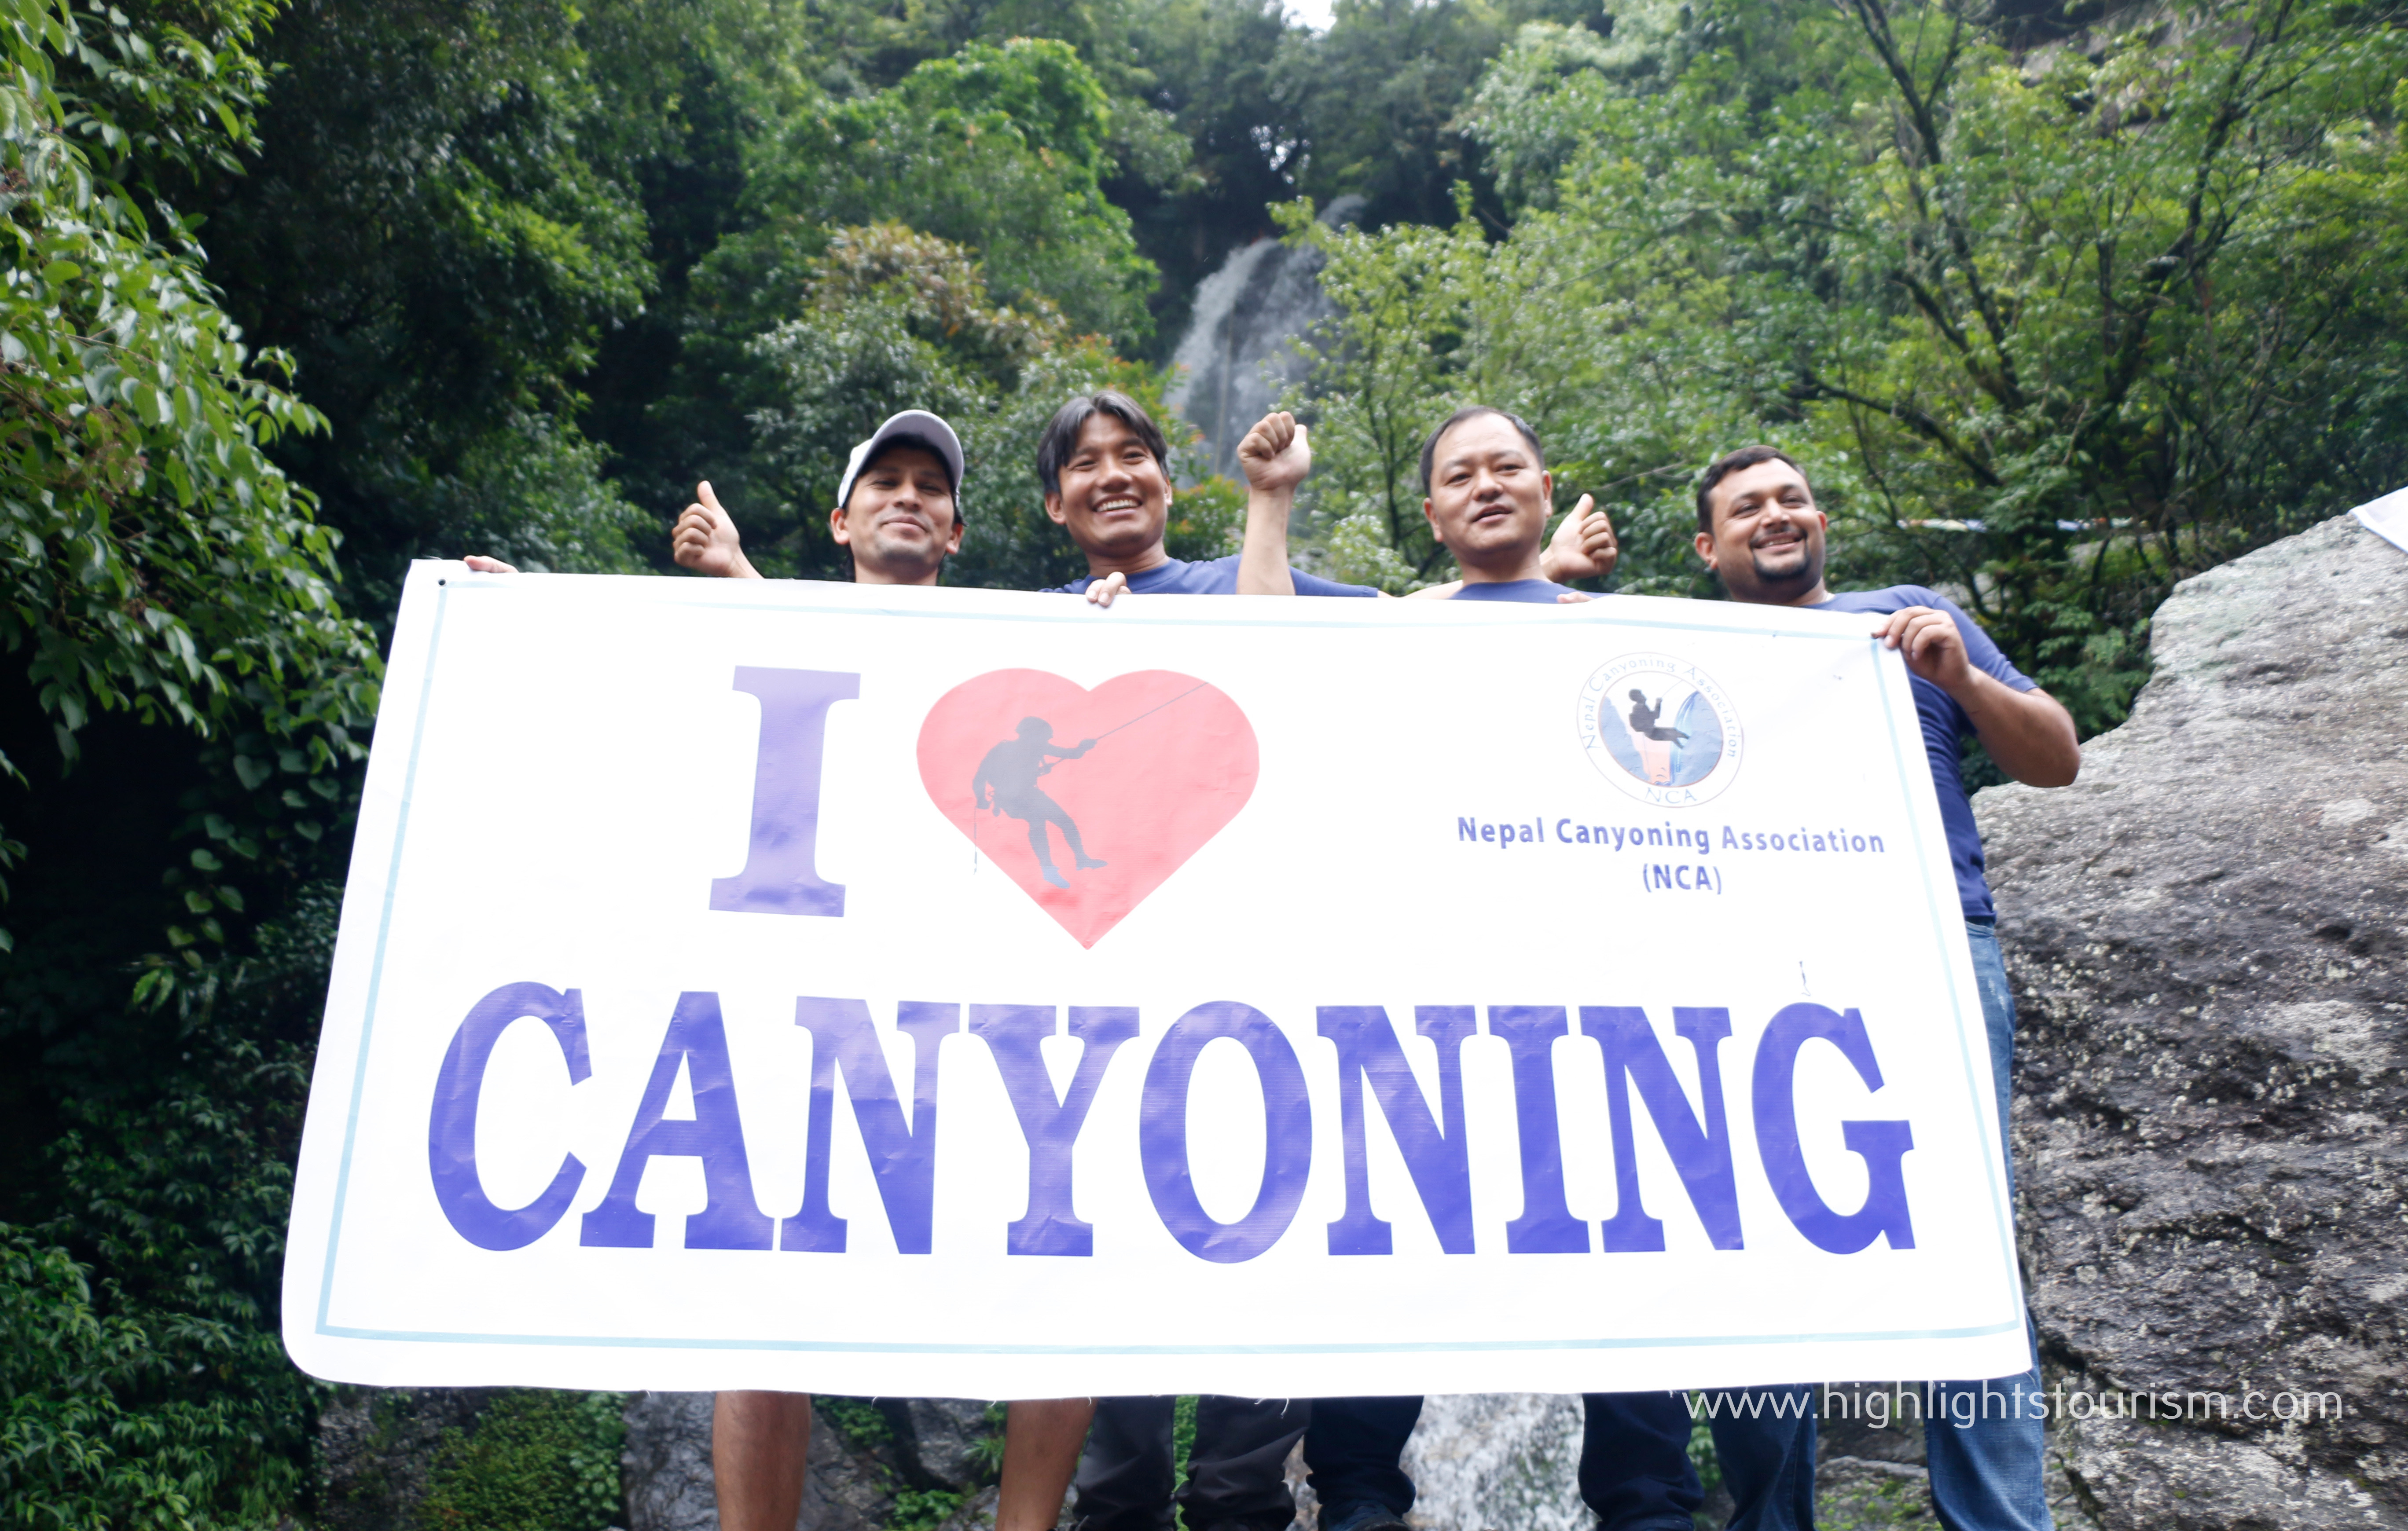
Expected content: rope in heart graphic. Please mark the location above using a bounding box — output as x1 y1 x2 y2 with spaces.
917 670 1259 946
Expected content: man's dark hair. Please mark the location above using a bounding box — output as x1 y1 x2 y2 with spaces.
1695 446 1807 534
844 432 958 511
1418 406 1544 493
1035 390 1170 498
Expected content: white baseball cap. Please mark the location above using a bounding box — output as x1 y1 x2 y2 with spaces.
837 410 965 508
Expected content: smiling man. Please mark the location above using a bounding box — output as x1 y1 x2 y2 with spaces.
994 392 1376 1531
673 409 965 585
1413 405 1611 600
681 412 965 1531
1036 390 1379 601
1674 443 2077 1531
1295 410 1819 1531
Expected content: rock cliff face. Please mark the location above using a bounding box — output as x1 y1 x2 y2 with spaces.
1975 512 2408 1529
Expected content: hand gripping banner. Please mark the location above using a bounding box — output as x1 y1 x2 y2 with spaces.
282 564 2031 1397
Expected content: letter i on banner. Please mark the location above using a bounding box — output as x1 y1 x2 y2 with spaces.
714 668 859 917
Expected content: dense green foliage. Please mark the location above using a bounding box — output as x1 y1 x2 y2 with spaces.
1287 0 2408 734
412 1390 627 1531
2 0 2404 1526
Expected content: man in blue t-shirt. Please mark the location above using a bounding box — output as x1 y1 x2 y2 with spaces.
1683 444 2080 1531
1035 389 1382 602
1292 407 1815 1531
1003 392 1379 1531
1413 404 1604 602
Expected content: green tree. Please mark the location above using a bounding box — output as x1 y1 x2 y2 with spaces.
1274 0 1607 231
2 0 383 1513
623 38 1176 537
197 0 659 611
1113 0 1297 350
0 0 380 974
727 222 1228 588
1295 0 2408 728
756 38 1164 348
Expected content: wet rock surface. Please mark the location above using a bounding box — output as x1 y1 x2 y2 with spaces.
621 1392 718 1531
1975 513 2408 1528
1398 1394 1587 1531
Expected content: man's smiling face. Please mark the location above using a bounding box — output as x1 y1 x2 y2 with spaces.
1044 411 1171 561
832 443 961 585
1421 412 1552 576
1697 458 1828 605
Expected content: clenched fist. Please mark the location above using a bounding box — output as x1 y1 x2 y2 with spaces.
1236 411 1311 496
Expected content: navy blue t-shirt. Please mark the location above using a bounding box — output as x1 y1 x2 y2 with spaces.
1046 555 1379 597
1446 578 1582 603
1806 586 2037 921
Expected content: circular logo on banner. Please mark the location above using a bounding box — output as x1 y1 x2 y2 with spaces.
1576 653 1744 806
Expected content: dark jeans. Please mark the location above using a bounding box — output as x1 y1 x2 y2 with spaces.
1578 1389 1818 1531
1072 1396 1308 1531
1301 1395 1422 1516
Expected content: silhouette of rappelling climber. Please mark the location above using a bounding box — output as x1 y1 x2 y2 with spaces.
1626 688 1690 744
972 718 1110 889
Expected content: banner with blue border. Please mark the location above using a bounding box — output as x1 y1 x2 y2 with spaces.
281 563 2027 1396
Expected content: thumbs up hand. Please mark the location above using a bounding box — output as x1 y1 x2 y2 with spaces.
1539 495 1618 582
674 481 762 579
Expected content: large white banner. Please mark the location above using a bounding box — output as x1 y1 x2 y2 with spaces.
283 562 2029 1397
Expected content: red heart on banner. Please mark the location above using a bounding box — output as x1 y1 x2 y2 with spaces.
917 670 1259 947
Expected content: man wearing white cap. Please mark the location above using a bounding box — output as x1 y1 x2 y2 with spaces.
458 410 970 1531
465 410 968 588
670 408 966 585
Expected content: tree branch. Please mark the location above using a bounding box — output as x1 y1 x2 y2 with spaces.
1839 0 2028 408
1794 374 2003 487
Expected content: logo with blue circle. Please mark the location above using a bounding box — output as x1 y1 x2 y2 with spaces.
1576 653 1743 807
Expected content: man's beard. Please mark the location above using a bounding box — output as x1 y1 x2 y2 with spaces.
1749 538 1823 593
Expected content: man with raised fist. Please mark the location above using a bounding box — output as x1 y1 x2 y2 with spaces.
996 396 1376 1531
1035 388 1379 604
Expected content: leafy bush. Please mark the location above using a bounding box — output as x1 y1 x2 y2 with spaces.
412 1391 627 1531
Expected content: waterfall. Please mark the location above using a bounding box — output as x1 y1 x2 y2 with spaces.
1166 196 1364 478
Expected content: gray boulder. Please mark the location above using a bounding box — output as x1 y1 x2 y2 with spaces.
623 1391 718 1531
1975 512 2408 1528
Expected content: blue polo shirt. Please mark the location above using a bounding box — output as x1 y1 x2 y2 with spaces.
1046 555 1379 597
1806 587 2037 921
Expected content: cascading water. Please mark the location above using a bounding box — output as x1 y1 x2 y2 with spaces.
1166 196 1363 477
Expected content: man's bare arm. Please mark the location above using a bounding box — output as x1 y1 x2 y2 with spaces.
1235 412 1310 595
1876 608 2081 787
